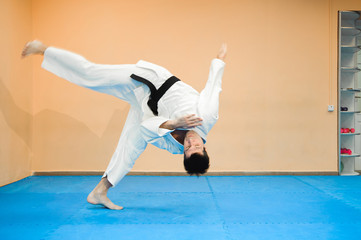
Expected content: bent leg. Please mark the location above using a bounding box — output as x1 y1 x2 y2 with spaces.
103 105 147 186
87 106 147 209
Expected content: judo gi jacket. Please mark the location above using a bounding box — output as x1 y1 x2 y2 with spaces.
41 47 225 186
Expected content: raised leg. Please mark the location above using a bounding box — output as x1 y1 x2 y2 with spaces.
22 40 146 210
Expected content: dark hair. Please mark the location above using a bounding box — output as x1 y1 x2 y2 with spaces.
183 149 209 176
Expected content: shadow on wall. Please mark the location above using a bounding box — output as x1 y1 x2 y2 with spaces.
33 108 126 169
0 78 127 168
0 78 32 148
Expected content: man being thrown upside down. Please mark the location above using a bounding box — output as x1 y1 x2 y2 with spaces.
22 41 227 210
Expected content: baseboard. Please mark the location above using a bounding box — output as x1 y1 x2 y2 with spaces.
32 171 104 176
32 171 339 176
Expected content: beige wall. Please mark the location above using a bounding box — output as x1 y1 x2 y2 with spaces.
30 0 324 173
30 0 361 173
3 0 361 185
0 0 33 186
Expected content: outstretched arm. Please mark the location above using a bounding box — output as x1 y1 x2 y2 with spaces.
196 44 226 131
160 44 227 131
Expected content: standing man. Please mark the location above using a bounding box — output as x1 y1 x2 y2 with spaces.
22 41 227 210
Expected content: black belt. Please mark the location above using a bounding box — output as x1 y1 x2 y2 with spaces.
130 74 180 116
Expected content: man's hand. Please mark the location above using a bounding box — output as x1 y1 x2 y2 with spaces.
217 43 227 61
160 114 203 130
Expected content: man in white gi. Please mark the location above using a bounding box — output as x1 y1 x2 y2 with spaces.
22 41 227 210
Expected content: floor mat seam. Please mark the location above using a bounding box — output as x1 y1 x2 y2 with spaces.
206 177 232 240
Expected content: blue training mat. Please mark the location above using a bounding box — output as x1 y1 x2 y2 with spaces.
0 175 361 240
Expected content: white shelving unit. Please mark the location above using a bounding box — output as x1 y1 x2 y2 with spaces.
339 11 361 175
355 15 361 171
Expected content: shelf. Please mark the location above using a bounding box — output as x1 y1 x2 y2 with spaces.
341 67 361 72
341 88 361 92
340 171 360 176
340 133 361 136
341 45 361 53
339 11 360 176
357 22 361 28
341 27 361 36
341 44 361 47
340 111 361 114
341 11 360 21
340 153 361 158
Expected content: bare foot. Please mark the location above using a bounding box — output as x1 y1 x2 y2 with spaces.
21 40 48 58
87 189 123 210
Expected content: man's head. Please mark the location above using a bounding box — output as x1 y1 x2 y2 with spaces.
183 131 209 176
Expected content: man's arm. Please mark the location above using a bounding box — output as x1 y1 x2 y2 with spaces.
160 114 203 130
161 44 227 131
196 44 227 132
140 114 203 144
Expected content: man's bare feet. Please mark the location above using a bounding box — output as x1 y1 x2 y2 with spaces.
21 40 48 58
87 177 123 210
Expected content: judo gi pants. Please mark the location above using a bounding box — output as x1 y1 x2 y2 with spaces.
42 47 148 186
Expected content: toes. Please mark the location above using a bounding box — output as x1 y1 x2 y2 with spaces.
21 44 30 57
111 205 123 210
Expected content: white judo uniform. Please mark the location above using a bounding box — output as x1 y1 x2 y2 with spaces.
41 47 225 186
